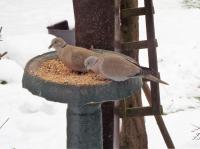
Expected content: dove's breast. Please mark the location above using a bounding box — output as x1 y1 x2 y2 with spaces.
56 47 72 69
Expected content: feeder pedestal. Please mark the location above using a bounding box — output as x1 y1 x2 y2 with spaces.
22 52 142 149
67 104 102 148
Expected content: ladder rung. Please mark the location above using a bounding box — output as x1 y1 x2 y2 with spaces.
121 7 146 18
121 39 158 50
116 106 163 117
121 6 155 19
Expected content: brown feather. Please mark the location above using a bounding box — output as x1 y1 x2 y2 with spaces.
99 55 141 81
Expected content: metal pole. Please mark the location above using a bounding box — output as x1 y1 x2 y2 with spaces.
67 104 103 149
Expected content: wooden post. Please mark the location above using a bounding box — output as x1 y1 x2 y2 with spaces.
119 0 148 148
73 0 115 148
114 0 121 148
144 0 161 114
143 83 175 148
0 52 7 60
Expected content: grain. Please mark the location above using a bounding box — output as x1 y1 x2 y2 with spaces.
33 59 110 86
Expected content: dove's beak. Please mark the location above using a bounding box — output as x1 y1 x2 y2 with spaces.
48 43 53 49
86 65 93 71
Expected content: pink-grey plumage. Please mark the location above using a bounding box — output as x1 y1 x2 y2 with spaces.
48 37 138 73
49 37 168 85
49 37 97 72
84 55 168 85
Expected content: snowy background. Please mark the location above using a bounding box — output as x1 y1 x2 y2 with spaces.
0 0 200 148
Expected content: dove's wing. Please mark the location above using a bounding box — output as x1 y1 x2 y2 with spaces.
94 49 138 65
99 55 141 81
71 46 96 72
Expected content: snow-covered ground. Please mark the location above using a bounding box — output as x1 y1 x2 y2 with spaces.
0 0 200 148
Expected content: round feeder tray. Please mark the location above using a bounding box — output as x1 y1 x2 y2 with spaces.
22 51 142 149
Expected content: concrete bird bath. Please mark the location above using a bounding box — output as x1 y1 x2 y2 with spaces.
22 51 142 149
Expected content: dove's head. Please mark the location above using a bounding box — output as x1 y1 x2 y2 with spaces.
84 56 99 71
48 37 67 50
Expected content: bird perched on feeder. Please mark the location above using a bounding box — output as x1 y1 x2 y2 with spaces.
84 55 168 85
48 37 138 72
48 37 97 72
49 37 167 84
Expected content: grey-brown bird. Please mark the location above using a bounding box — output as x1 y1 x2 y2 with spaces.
48 37 97 72
84 55 168 85
48 37 138 72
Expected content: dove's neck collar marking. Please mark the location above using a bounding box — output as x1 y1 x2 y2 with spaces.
93 57 100 65
61 44 67 48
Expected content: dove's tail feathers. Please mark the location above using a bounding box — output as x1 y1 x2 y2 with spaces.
139 67 159 76
142 74 169 85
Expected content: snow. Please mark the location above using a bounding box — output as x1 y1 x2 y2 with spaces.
0 59 23 83
146 109 200 149
0 83 67 149
2 34 54 67
0 0 200 148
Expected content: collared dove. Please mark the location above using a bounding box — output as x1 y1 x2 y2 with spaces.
48 37 138 72
84 55 168 85
48 37 164 83
48 37 97 72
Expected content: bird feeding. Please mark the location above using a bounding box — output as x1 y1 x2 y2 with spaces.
23 38 167 149
48 37 97 72
84 55 168 84
49 37 168 84
34 58 110 86
22 51 142 149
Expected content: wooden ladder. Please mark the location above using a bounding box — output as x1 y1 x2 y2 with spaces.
114 0 175 148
